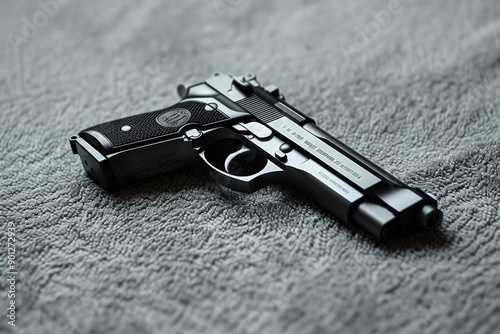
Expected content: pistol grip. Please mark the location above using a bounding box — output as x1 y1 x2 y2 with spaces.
79 101 229 154
70 98 233 191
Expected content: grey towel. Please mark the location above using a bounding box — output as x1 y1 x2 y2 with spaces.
1 0 499 333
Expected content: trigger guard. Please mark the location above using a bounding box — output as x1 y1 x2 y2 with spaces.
199 151 283 193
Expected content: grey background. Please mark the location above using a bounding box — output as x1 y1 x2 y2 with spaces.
1 0 499 333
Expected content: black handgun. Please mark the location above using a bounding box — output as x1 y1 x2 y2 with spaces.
69 73 442 240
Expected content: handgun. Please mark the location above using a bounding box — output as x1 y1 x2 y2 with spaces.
69 73 442 240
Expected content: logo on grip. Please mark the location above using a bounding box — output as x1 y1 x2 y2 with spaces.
156 108 191 128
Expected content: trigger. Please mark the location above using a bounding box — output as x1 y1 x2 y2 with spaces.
224 145 251 173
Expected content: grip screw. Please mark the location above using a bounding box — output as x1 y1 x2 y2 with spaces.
121 125 132 132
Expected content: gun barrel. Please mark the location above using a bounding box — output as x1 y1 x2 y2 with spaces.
298 123 442 238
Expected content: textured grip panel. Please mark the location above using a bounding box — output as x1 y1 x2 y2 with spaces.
85 101 228 148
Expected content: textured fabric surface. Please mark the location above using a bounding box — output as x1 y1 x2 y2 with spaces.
1 0 500 333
